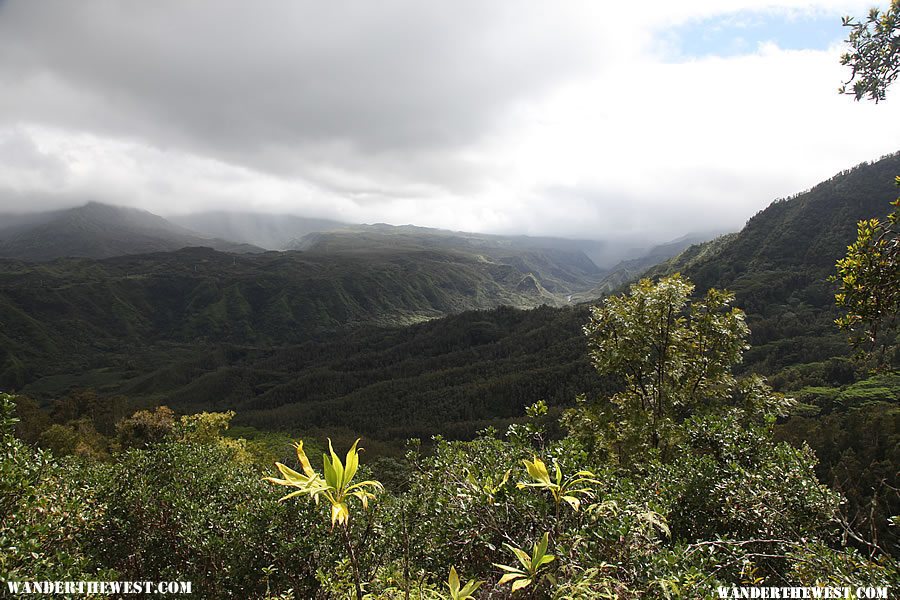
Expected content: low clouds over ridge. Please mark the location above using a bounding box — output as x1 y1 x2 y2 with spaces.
0 0 897 241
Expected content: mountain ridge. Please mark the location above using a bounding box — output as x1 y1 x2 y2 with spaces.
0 202 263 260
647 151 900 369
3 153 898 441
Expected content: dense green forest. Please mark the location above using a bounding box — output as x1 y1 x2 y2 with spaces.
648 152 900 371
5 154 898 442
3 244 900 597
3 271 898 598
0 241 603 392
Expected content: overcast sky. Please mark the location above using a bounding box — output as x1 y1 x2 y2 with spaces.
0 0 898 242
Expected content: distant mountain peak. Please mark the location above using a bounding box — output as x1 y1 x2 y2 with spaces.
0 202 263 261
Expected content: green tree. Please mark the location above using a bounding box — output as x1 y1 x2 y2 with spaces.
575 274 782 461
840 0 900 102
50 389 129 436
37 418 108 459
176 410 234 444
116 405 176 449
837 2 899 363
92 434 326 597
12 395 51 444
833 188 900 364
36 423 80 456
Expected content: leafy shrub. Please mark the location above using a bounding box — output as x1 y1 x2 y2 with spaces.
116 405 176 449
85 438 328 598
0 393 108 581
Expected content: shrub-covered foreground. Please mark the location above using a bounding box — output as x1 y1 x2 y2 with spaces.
2 276 898 598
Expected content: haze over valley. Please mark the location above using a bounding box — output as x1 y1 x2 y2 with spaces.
2 152 897 439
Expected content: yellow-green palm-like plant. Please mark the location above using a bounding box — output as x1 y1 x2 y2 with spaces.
443 566 482 600
517 457 600 512
264 438 382 600
264 438 383 527
494 532 555 593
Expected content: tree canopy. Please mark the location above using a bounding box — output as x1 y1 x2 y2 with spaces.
840 0 900 102
833 185 900 364
569 275 791 463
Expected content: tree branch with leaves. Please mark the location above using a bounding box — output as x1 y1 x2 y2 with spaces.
840 0 900 102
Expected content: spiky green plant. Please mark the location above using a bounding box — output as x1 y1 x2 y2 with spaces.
494 532 556 593
264 438 382 600
264 438 382 527
517 457 599 511
443 566 482 600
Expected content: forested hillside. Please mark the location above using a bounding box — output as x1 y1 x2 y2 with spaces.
4 152 898 572
3 143 898 600
650 152 900 371
0 243 604 395
291 223 650 273
5 276 896 598
3 155 898 445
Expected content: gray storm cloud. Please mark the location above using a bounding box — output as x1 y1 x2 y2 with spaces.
0 1 602 191
0 0 897 241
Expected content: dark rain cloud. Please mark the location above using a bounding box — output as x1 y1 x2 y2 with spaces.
0 0 895 242
0 1 605 196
